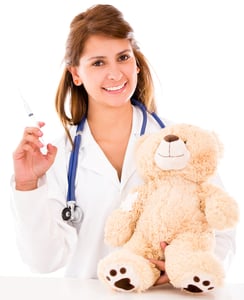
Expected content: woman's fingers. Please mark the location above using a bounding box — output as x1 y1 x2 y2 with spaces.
160 241 168 251
149 241 170 286
45 144 58 162
16 127 45 154
150 258 165 271
150 259 169 285
24 127 44 143
154 273 169 285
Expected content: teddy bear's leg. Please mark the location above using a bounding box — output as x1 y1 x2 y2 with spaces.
165 233 225 294
97 248 160 292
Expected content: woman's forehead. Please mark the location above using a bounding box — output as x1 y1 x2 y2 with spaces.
81 35 132 57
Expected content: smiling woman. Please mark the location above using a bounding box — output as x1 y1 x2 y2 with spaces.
7 2 169 282
68 35 139 111
0 0 243 285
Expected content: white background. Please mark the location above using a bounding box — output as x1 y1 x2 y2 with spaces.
0 0 243 283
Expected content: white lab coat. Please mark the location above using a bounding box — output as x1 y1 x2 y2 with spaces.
11 105 236 279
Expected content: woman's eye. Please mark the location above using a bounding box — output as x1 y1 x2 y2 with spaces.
119 54 130 62
93 60 104 67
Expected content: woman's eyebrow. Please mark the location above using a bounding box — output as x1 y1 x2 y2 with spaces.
87 55 105 61
87 49 132 61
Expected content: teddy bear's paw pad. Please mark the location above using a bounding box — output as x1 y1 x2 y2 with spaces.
182 275 215 294
105 265 139 292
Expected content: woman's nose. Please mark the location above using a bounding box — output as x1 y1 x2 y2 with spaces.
107 65 123 81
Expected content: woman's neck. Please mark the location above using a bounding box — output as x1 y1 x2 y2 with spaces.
87 102 133 133
87 101 133 180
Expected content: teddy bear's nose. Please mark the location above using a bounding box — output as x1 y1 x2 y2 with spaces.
164 134 179 142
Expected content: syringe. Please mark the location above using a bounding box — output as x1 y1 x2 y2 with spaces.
20 91 47 154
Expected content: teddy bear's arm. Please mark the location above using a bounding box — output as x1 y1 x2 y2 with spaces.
104 191 143 247
201 183 239 230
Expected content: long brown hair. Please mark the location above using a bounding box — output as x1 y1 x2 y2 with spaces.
55 4 157 142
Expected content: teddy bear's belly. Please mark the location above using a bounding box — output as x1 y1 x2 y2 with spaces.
137 185 208 243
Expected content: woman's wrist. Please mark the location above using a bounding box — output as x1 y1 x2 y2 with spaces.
15 179 38 191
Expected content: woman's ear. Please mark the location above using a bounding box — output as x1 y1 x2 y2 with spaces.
68 66 82 86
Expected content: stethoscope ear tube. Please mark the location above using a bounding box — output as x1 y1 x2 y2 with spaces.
131 99 147 135
67 132 82 202
62 116 86 224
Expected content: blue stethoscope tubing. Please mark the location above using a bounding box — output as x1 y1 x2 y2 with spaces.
61 99 165 223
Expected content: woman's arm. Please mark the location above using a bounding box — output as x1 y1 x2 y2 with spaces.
214 229 237 271
10 175 77 273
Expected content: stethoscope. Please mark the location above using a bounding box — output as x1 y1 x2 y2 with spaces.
61 99 165 224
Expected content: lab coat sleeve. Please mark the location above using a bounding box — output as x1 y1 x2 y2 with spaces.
210 172 237 271
10 175 78 274
214 229 236 272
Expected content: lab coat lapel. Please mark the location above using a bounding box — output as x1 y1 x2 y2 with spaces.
79 124 120 187
120 106 142 188
120 133 137 189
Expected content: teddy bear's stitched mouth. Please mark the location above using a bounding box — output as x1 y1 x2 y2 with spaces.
158 153 185 158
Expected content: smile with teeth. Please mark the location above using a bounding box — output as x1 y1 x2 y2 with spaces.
104 82 126 91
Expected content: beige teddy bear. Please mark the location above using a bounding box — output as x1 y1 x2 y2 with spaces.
97 123 239 294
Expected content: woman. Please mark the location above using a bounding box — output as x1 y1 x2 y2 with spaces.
11 4 235 285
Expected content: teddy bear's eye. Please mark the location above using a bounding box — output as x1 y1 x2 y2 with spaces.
184 140 187 144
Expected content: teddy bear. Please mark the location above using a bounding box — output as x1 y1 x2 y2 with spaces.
97 123 239 294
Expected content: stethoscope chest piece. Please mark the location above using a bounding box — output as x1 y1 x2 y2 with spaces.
62 201 83 224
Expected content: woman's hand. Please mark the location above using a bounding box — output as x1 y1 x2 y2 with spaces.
150 241 170 285
13 122 57 190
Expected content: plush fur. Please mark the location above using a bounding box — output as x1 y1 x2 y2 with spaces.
97 124 239 294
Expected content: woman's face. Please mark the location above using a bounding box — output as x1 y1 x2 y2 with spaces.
70 35 139 108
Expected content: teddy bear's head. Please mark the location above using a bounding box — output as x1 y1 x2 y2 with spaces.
135 123 223 183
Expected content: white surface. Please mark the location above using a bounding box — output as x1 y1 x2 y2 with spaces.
0 277 243 300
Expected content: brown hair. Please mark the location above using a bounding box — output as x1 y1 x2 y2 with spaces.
55 4 157 142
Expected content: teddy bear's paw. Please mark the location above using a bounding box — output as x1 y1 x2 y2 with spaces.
104 264 140 292
182 274 215 294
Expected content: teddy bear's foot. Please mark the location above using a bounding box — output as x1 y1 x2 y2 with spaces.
103 263 140 292
182 273 215 294
97 250 159 292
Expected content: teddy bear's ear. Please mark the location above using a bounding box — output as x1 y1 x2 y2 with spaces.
134 134 150 154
